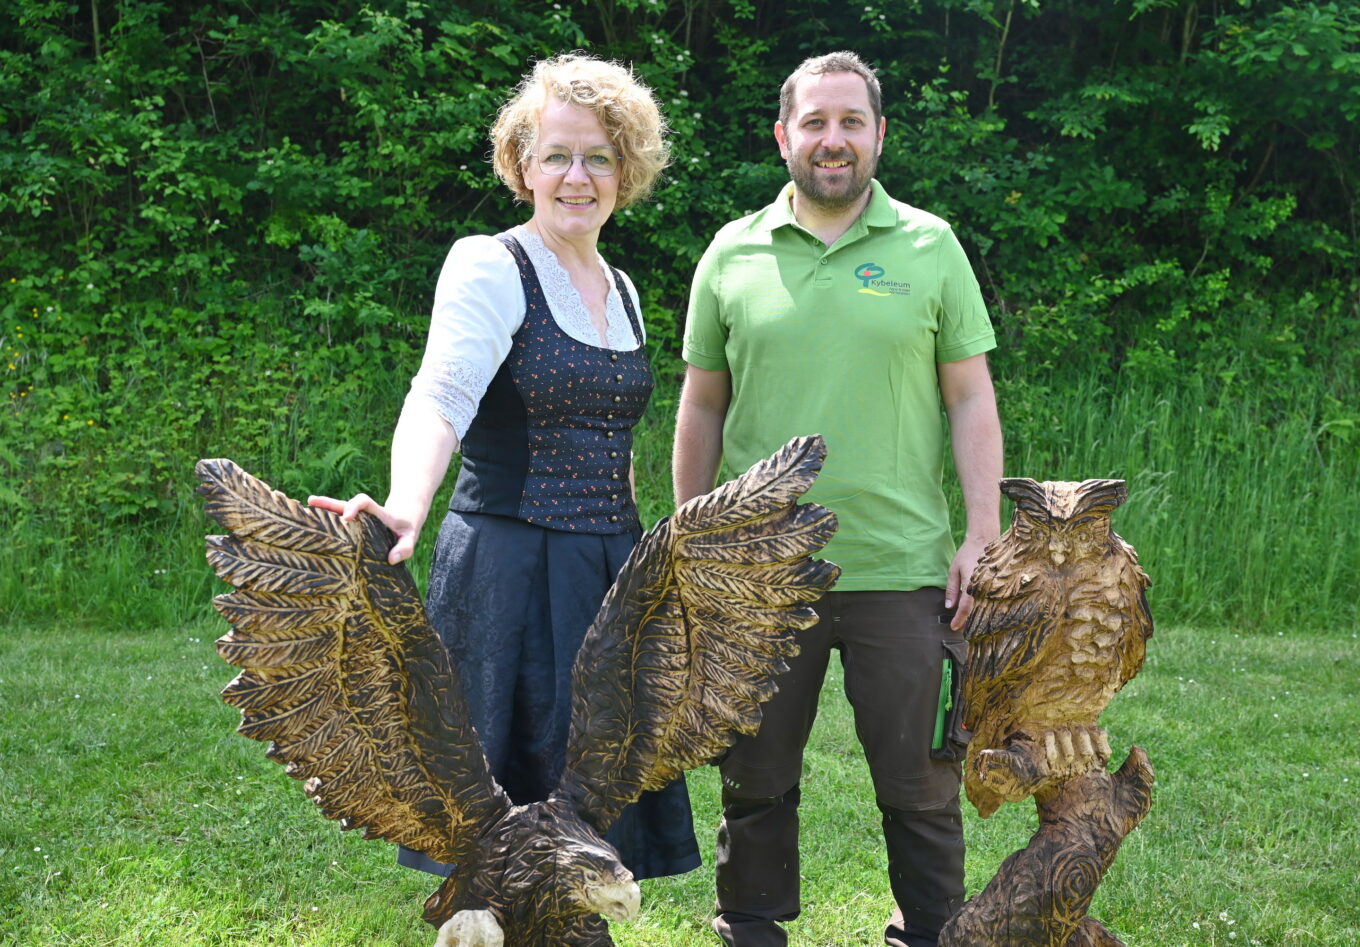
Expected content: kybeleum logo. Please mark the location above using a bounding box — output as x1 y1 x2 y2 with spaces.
854 262 911 297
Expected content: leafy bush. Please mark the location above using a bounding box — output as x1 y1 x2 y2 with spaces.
2 0 1356 629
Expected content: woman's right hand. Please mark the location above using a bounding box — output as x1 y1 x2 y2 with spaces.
307 493 421 565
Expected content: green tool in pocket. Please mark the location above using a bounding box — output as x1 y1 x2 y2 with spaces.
930 637 970 762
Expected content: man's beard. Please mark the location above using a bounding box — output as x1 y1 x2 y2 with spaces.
786 147 877 213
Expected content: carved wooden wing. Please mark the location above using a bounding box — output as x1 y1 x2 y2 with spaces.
557 435 840 833
197 459 510 863
1110 537 1155 684
961 543 1063 732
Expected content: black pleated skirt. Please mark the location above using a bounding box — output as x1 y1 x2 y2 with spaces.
397 510 701 879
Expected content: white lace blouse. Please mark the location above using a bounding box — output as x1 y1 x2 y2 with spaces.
405 226 647 442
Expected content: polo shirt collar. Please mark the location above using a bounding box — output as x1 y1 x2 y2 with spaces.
862 179 897 228
758 179 896 235
757 182 799 232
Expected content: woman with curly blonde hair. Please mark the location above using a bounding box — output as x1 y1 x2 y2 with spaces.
310 53 698 886
490 53 670 210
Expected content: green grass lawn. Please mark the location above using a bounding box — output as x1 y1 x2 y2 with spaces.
2 622 1357 946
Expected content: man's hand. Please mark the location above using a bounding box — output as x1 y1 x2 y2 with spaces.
946 534 992 631
939 353 1003 632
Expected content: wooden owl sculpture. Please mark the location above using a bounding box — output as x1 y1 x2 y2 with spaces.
961 478 1152 819
938 477 1154 947
197 435 840 947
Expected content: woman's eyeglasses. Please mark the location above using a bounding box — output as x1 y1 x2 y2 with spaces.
532 146 622 177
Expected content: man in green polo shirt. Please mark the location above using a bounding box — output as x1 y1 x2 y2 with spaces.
673 51 1003 947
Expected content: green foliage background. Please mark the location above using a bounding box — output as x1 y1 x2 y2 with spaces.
2 0 1357 630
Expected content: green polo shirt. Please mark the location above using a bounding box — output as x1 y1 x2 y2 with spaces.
683 180 996 591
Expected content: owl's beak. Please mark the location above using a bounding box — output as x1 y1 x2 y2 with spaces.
1048 541 1068 565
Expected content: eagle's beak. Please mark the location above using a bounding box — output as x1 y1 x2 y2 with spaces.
590 879 641 922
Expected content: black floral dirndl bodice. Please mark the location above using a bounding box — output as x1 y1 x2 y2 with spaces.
448 234 653 533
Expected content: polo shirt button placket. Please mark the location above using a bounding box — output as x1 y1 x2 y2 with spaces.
815 253 833 287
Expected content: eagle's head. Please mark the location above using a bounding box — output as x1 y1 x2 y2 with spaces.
553 828 639 923
526 796 637 922
425 796 639 931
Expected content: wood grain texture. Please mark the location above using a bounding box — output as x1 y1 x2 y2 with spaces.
942 478 1154 946
962 478 1152 818
559 435 840 836
200 435 840 946
198 458 510 864
939 748 1154 946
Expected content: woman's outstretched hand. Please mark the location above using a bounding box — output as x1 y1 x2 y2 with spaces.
307 493 420 565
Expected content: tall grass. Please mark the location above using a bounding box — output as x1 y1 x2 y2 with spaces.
3 353 1355 633
990 372 1358 630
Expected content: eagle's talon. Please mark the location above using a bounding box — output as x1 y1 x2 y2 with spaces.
586 879 641 923
435 909 504 947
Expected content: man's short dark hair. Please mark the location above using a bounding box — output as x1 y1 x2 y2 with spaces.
778 51 882 126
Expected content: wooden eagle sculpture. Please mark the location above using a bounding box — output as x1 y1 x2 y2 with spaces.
197 435 840 947
939 477 1155 947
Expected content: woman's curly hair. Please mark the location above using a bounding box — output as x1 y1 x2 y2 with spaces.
490 53 670 210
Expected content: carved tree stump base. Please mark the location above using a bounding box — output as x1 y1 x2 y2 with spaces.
939 748 1154 947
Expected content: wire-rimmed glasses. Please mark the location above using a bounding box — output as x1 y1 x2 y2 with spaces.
532 146 622 177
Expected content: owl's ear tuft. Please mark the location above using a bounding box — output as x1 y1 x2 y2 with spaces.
1074 479 1128 516
1000 478 1045 514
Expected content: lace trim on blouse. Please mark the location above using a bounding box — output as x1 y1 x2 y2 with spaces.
408 357 492 443
405 229 645 443
512 226 641 351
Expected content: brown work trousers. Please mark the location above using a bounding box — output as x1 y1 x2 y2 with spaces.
713 589 966 947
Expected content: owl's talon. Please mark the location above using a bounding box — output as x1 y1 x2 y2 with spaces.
1036 725 1113 780
975 742 1050 803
